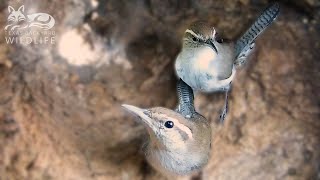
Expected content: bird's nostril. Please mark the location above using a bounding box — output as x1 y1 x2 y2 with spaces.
143 110 151 117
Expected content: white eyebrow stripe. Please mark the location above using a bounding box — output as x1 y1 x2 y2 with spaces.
211 28 216 37
162 114 194 140
185 29 202 39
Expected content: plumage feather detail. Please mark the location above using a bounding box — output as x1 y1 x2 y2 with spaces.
234 3 280 66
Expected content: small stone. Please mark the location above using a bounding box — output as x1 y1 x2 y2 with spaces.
302 18 308 24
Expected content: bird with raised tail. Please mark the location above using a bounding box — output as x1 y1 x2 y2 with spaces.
122 79 212 177
175 3 280 122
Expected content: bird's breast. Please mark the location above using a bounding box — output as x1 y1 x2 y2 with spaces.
146 146 209 176
193 46 217 72
175 45 235 92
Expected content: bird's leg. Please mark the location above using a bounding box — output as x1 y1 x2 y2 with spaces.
219 88 229 124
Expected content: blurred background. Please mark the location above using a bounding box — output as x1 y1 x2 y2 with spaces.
0 0 319 179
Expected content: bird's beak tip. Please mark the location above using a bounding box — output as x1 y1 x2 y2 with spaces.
121 104 130 109
121 104 144 114
122 104 137 111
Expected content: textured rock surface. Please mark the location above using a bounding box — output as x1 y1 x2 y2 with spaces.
0 0 319 179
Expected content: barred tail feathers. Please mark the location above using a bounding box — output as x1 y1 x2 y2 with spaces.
176 79 196 117
235 3 280 57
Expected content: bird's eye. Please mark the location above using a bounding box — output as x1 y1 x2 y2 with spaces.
164 121 174 128
216 38 224 43
192 37 197 42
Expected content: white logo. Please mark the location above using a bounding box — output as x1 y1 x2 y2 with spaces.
4 5 56 45
5 5 55 31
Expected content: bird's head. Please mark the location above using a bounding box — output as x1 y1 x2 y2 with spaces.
182 21 225 55
122 104 201 151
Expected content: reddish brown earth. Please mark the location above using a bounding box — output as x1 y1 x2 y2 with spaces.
0 0 319 179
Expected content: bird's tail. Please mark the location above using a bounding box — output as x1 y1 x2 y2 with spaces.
176 79 196 117
235 3 280 59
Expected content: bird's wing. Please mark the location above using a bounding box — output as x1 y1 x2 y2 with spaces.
175 79 196 118
234 3 280 67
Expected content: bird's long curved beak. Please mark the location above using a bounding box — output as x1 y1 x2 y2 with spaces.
206 39 218 54
121 104 154 129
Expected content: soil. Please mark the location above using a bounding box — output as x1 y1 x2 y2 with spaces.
0 0 319 179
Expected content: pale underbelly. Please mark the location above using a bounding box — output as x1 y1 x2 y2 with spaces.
175 47 235 92
181 66 236 92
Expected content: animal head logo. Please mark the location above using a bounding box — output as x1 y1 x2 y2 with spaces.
7 5 26 23
5 5 55 31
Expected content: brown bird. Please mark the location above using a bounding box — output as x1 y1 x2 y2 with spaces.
122 79 212 176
